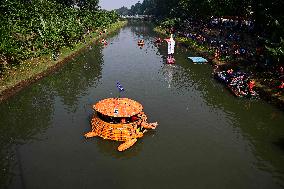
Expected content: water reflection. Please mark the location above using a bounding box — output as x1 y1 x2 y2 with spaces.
161 64 175 88
130 21 158 51
95 138 143 159
46 45 103 113
0 84 55 188
158 63 195 93
0 43 105 188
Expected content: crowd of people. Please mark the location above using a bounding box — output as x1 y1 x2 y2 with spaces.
178 18 266 66
173 18 283 96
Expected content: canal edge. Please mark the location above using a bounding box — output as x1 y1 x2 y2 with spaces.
0 21 128 103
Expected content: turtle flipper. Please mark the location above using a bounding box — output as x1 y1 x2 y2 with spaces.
141 122 158 129
84 131 98 138
118 138 137 152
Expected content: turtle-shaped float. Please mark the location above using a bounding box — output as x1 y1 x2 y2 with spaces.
84 98 158 151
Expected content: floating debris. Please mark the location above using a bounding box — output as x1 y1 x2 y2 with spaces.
188 57 208 64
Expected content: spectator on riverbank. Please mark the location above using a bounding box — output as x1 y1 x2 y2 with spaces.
278 66 284 76
214 48 221 60
248 80 255 92
279 82 284 89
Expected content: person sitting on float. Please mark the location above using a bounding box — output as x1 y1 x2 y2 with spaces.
137 112 157 129
131 115 139 122
121 118 126 124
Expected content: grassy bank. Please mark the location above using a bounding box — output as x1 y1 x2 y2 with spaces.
154 26 284 110
0 21 127 102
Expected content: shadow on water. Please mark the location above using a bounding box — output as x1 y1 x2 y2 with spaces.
95 138 143 158
95 130 157 158
0 84 55 188
274 138 284 151
46 45 103 112
0 44 104 188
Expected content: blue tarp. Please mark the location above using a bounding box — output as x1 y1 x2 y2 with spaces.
188 57 208 63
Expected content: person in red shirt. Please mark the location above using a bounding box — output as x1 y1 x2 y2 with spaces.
131 115 139 122
248 80 255 92
278 81 284 89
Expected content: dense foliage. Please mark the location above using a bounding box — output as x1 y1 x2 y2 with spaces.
115 6 130 16
118 0 283 60
0 0 119 73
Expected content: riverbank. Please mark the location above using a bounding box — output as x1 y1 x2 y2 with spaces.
154 26 284 111
0 21 127 102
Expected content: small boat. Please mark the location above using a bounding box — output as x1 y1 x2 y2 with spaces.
214 71 247 84
155 38 162 43
167 57 175 64
214 71 231 84
229 84 246 97
84 98 158 151
214 71 258 98
137 40 145 46
101 39 108 45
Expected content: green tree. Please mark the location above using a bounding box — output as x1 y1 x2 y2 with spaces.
77 0 99 11
0 0 119 73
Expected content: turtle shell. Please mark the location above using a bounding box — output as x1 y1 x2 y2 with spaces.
91 116 139 141
94 98 143 118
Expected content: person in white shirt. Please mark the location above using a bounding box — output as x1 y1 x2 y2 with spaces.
167 34 175 59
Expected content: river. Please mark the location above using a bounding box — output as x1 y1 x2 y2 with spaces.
0 21 284 189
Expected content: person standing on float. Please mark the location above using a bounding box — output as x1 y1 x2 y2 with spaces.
167 34 175 59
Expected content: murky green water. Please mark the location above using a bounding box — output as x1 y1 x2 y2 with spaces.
1 22 284 189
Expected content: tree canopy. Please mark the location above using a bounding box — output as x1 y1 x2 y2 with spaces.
118 0 283 58
0 0 119 71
